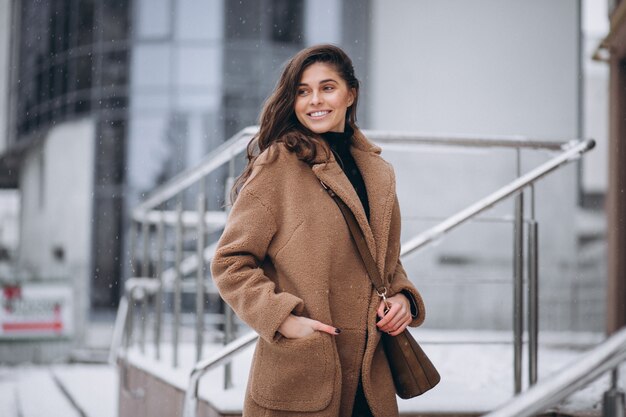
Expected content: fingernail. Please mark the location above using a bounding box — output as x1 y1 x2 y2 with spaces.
335 328 342 334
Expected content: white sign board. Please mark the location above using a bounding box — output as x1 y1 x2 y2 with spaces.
0 283 74 339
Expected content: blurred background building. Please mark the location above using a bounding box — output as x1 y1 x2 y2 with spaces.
0 0 612 363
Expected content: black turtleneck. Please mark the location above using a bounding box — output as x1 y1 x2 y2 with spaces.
320 125 370 221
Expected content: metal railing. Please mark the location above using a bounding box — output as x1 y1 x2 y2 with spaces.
111 126 597 415
482 327 626 417
173 132 594 417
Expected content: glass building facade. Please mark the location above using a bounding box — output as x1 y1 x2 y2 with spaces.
8 0 369 310
12 0 131 308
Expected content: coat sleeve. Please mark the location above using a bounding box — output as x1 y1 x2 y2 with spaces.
210 187 304 343
389 259 426 327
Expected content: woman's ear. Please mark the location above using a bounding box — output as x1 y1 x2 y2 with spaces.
348 89 356 107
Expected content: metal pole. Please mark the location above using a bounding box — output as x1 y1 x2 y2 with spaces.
602 368 625 417
140 223 149 354
154 213 165 360
173 202 183 368
196 183 206 362
513 149 525 394
528 216 539 386
223 170 236 390
129 221 138 278
139 290 147 354
141 221 149 276
224 306 234 389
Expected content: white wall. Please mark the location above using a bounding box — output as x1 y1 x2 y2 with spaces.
368 1 588 331
18 119 96 340
582 0 609 193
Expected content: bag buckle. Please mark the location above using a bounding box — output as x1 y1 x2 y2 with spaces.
377 287 391 313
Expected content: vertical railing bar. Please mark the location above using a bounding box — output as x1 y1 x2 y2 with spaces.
513 148 524 394
196 178 206 362
127 288 135 351
224 161 236 390
173 201 184 368
140 223 149 354
141 221 149 276
129 220 138 278
224 306 234 390
127 221 138 348
139 291 146 354
528 184 539 386
154 211 165 360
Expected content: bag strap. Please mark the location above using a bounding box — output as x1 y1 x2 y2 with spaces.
320 181 389 299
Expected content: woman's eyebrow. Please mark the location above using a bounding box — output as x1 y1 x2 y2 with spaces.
298 78 339 86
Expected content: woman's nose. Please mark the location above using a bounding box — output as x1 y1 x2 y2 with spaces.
310 90 322 105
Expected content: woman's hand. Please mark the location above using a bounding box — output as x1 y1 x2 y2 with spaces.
278 314 341 339
376 293 412 336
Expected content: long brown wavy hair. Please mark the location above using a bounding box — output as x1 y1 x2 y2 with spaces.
229 44 361 203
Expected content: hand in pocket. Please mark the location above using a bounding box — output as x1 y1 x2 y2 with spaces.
278 314 341 339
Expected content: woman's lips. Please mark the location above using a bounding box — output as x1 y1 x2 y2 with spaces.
308 110 331 119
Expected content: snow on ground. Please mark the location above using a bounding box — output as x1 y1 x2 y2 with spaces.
0 364 117 417
52 365 118 417
122 328 623 415
0 329 622 417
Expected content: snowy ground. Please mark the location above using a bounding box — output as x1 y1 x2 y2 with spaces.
0 364 117 417
0 328 624 417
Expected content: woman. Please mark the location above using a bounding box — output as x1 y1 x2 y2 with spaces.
211 44 426 417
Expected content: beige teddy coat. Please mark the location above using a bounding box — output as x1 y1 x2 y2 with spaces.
211 129 426 417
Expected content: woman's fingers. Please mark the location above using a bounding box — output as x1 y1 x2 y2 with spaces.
376 302 401 329
376 301 388 319
311 319 341 335
376 296 411 333
387 316 412 336
278 315 340 339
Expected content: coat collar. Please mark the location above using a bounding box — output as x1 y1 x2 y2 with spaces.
311 129 396 278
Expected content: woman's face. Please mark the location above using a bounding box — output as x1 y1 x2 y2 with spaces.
294 62 355 134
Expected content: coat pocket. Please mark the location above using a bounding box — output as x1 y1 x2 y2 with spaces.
250 331 335 412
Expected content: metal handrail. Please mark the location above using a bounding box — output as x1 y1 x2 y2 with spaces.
121 126 596 416
133 127 257 219
183 332 259 417
482 327 626 417
401 138 596 255
133 126 575 220
180 138 596 417
362 130 568 150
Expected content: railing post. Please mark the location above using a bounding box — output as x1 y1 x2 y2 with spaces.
224 306 235 389
196 182 206 362
154 212 165 360
173 202 183 368
223 172 236 390
140 222 149 354
513 149 524 394
128 219 139 277
528 185 539 386
603 368 625 417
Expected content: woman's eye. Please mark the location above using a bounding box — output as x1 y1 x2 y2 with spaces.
323 85 334 91
297 89 308 96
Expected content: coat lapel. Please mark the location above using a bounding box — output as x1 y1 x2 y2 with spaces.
350 130 396 278
310 129 396 279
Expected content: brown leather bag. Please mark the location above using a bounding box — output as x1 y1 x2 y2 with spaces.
320 181 441 398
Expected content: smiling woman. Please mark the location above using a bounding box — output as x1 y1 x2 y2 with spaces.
211 44 426 417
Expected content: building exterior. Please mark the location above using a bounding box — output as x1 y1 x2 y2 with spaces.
0 0 369 358
0 0 611 361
